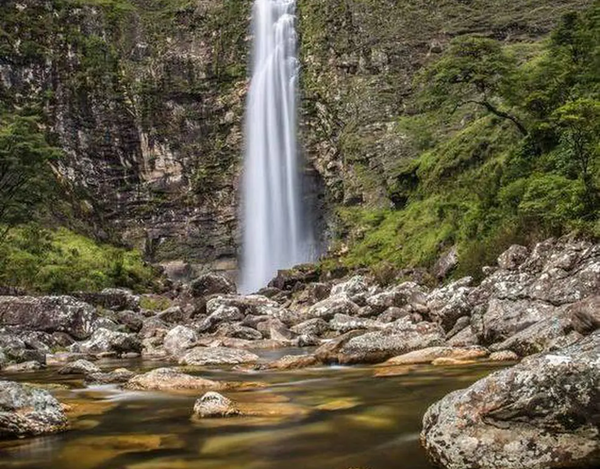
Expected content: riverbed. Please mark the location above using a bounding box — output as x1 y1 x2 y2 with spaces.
0 352 508 469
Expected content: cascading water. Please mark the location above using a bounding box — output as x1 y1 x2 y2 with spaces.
240 0 313 293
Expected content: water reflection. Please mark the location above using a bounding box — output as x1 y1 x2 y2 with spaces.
0 359 506 469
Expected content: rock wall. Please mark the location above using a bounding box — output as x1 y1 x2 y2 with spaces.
1 0 592 274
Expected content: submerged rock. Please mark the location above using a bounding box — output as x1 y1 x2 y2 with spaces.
421 332 600 469
192 392 240 418
87 368 136 384
123 368 226 392
178 347 259 366
0 380 69 438
2 361 45 372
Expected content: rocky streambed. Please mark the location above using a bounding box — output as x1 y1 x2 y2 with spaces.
0 237 599 469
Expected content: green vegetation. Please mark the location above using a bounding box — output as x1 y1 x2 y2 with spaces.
0 225 159 293
334 6 600 279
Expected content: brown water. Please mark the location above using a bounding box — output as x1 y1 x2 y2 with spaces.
0 351 507 469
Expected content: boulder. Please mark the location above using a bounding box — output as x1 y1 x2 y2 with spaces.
163 325 199 357
3 361 45 372
74 288 139 311
156 306 186 324
73 328 142 356
432 246 458 279
330 276 370 297
123 368 226 392
316 319 445 364
421 332 600 469
116 310 144 332
382 346 488 366
259 354 319 370
268 265 320 291
87 368 136 384
256 318 295 341
215 323 263 341
192 392 240 418
426 277 473 332
0 380 69 438
0 296 96 340
178 347 259 366
329 314 386 334
190 273 236 297
306 294 360 321
497 244 529 270
377 306 410 323
291 318 329 337
205 295 281 317
366 282 428 314
58 359 100 375
488 350 519 362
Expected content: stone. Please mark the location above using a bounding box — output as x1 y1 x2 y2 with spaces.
268 265 320 291
123 368 226 392
190 273 236 297
366 282 428 314
330 275 370 297
58 359 101 375
163 325 199 357
259 354 319 370
178 347 259 366
431 357 478 366
0 296 97 340
75 288 139 311
497 244 529 270
192 392 240 418
205 295 281 317
86 368 136 384
316 319 445 365
306 294 360 321
73 328 142 356
426 277 473 332
377 306 410 323
421 332 600 469
432 246 458 279
329 314 386 333
215 323 263 341
383 346 488 366
488 350 519 362
256 318 295 341
3 361 45 372
447 325 479 347
0 380 69 438
197 305 243 333
291 318 329 336
156 306 186 324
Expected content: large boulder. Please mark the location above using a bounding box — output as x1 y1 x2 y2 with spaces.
73 328 142 356
366 282 428 314
190 273 236 297
0 381 69 438
0 296 97 340
205 295 281 317
421 332 600 469
178 347 259 366
74 288 139 311
316 319 445 364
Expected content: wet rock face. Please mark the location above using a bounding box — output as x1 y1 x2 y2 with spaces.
421 332 600 469
0 296 97 340
1 0 250 273
0 381 69 438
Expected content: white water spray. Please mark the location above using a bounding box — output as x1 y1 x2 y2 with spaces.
240 0 313 293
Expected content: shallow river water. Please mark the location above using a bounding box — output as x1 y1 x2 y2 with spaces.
0 351 508 469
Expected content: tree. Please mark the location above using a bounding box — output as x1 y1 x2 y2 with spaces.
0 111 61 237
553 98 600 216
418 36 528 136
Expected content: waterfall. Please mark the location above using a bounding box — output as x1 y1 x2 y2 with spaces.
240 0 313 293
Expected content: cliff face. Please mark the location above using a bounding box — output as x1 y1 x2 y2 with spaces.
1 0 252 275
297 0 593 210
0 0 592 276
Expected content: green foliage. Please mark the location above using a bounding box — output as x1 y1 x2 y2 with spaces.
0 225 159 293
139 295 172 311
334 5 600 279
0 111 62 230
